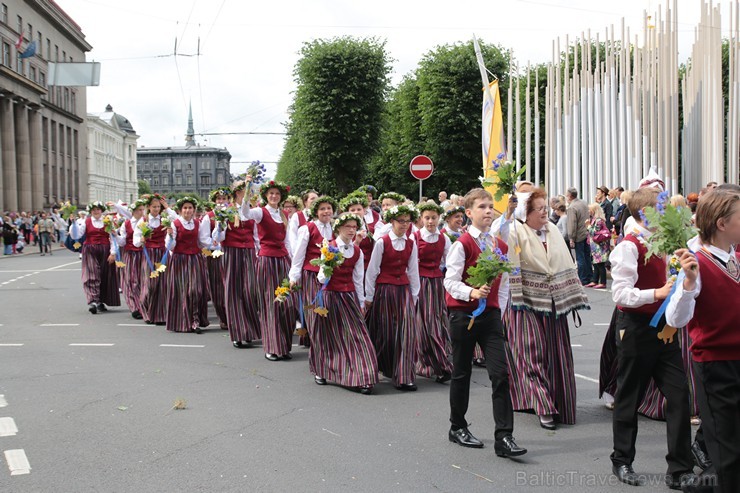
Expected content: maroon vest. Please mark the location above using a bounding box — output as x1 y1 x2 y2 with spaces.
84 217 110 245
222 218 255 249
124 220 142 252
359 234 374 272
445 232 506 313
297 210 308 228
302 222 333 273
327 241 360 292
688 249 740 362
144 215 167 249
617 234 665 315
367 209 380 234
376 234 414 286
207 210 216 233
415 230 445 278
172 219 201 255
257 207 288 257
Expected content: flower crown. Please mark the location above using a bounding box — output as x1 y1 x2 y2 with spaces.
340 191 369 211
332 212 364 233
378 192 406 204
143 193 167 206
86 201 107 213
209 188 232 202
176 196 201 211
129 199 148 211
283 195 303 209
232 180 247 193
383 204 419 223
417 202 444 216
442 206 465 222
259 180 291 204
309 196 339 219
356 185 378 197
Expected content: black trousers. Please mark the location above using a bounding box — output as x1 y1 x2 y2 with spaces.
693 360 740 493
610 310 692 475
448 308 513 441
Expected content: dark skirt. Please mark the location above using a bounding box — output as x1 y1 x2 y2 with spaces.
165 253 209 332
223 247 261 342
121 250 144 314
140 247 168 323
206 255 228 326
300 270 322 348
415 276 452 378
81 243 121 306
256 255 296 356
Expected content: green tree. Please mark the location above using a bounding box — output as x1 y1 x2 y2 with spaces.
276 37 391 195
138 179 152 196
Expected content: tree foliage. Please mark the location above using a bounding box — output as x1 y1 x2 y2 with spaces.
138 179 152 196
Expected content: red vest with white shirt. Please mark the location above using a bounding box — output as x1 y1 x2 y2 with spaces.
415 230 445 278
84 217 110 246
172 218 200 255
257 207 288 257
375 234 413 286
302 222 333 273
617 234 665 315
124 220 142 252
445 232 506 313
326 240 360 293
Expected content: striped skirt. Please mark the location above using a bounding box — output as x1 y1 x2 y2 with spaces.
81 243 121 306
256 255 296 356
165 253 209 332
121 250 144 314
223 247 261 343
505 307 577 424
206 255 228 326
300 270 322 349
139 247 168 323
365 283 417 386
310 290 379 387
415 276 452 378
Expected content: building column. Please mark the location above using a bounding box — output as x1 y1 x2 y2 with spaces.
1 98 18 212
29 108 43 210
15 103 32 212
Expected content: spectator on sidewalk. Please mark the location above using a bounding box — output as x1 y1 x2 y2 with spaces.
566 188 592 284
37 212 55 256
3 216 19 255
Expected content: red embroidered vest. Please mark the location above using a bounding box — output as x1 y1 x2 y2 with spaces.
415 230 445 278
375 234 414 286
445 232 505 313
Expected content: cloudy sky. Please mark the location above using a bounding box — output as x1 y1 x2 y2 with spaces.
59 0 725 178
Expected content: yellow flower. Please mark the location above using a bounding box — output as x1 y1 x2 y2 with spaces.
156 264 167 273
115 261 126 268
313 306 329 317
150 271 159 279
201 248 212 257
211 250 223 258
321 247 329 256
73 241 81 249
324 252 335 262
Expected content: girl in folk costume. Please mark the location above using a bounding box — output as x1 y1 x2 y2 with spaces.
213 181 261 348
374 192 415 238
205 188 232 331
164 197 212 333
312 213 379 394
114 199 147 319
503 189 589 429
441 206 466 241
241 178 297 361
134 194 176 325
289 196 338 356
282 195 301 222
340 192 374 271
69 201 121 314
365 204 421 391
414 203 453 382
667 186 740 493
357 185 381 245
288 189 318 250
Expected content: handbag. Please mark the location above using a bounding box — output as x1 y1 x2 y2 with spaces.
592 221 611 244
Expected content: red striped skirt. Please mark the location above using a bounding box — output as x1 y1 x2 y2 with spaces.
140 247 168 323
505 307 577 424
121 250 144 314
310 290 379 387
415 276 452 378
206 255 227 325
165 253 209 332
300 270 321 348
223 246 261 342
81 243 121 306
256 255 296 356
365 283 417 386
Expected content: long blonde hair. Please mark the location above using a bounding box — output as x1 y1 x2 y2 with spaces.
588 203 605 221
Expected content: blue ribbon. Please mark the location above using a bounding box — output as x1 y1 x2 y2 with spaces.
649 251 696 328
142 245 155 272
297 290 305 328
159 249 169 267
312 279 331 311
468 234 489 321
110 233 122 263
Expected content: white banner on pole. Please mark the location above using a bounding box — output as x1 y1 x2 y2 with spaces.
47 62 101 86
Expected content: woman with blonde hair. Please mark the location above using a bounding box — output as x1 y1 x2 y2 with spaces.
670 194 687 208
586 203 611 289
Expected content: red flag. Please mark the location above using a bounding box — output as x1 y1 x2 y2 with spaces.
15 30 23 50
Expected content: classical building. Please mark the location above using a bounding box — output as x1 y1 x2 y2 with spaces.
86 104 138 204
0 0 92 211
137 106 231 199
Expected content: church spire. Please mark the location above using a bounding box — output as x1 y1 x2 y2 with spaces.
185 101 196 146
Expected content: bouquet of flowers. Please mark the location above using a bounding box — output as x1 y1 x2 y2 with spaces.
246 160 267 185
310 240 345 278
160 216 172 229
479 152 527 201
60 201 77 220
102 215 118 234
138 221 154 240
274 278 300 303
213 204 239 230
465 244 517 329
445 231 462 243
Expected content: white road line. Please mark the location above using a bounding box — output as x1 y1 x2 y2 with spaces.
0 396 6 408
571 344 583 347
40 323 79 327
116 324 148 327
593 323 610 326
45 260 81 271
4 449 31 475
0 344 24 347
574 373 599 384
159 344 205 348
0 417 18 437
68 343 114 347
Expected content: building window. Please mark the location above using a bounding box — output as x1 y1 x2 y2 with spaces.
16 15 21 34
39 71 45 87
16 53 22 73
64 88 69 110
30 65 35 82
1 4 7 24
162 176 169 185
37 31 41 53
200 176 210 186
62 50 65 61
27 24 32 40
217 173 224 184
70 92 76 113
46 39 50 61
186 162 192 170
153 177 159 186
186 175 192 185
54 45 58 61
162 162 168 171
175 162 181 171
202 162 211 170
176 175 182 185
2 42 9 66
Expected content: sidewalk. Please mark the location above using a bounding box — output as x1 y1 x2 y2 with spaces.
0 242 68 259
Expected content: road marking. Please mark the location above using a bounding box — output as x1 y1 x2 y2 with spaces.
0 344 24 347
0 396 6 408
0 418 18 437
571 344 583 347
4 449 31 475
593 323 610 326
159 344 205 348
68 343 114 347
574 373 599 384
46 260 81 271
117 324 148 327
40 323 79 327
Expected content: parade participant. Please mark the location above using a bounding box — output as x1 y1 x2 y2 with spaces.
134 194 176 325
667 186 740 493
413 202 452 383
282 195 302 222
289 196 338 356
205 188 232 331
115 199 146 319
241 178 297 361
503 189 589 430
608 187 695 488
213 181 261 348
357 185 381 245
311 213 379 394
374 192 414 238
444 188 526 457
164 197 212 333
364 204 420 391
340 192 374 271
69 201 121 314
288 189 318 250
440 206 465 240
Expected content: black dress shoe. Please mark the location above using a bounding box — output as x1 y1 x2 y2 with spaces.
242 340 253 348
193 327 202 334
131 311 142 320
448 428 484 448
265 353 280 361
691 440 712 470
679 471 716 493
96 303 107 312
435 373 452 384
665 472 699 491
155 322 166 326
359 385 372 395
145 320 154 325
612 464 641 486
282 353 292 360
472 358 486 367
220 322 228 331
233 341 243 348
88 303 98 315
314 376 327 385
396 383 417 391
494 436 527 457
539 416 557 430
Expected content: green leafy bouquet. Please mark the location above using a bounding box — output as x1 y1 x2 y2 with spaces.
466 244 517 287
640 191 697 264
479 152 527 201
213 204 239 230
60 201 77 220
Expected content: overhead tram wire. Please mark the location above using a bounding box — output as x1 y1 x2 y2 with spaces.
196 131 287 136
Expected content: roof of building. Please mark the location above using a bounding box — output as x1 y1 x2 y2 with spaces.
89 104 137 135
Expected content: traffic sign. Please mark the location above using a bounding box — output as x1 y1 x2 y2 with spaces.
409 155 434 180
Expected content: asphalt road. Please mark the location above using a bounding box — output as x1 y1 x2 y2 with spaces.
0 249 697 492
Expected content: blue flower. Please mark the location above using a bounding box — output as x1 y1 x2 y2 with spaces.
497 152 506 160
492 160 501 171
512 267 521 275
328 245 340 254
656 191 669 215
638 209 649 228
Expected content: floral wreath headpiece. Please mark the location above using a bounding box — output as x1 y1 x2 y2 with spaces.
176 196 201 212
143 193 167 206
310 196 339 219
209 188 232 202
283 195 303 209
383 204 419 223
416 202 444 216
332 213 363 233
442 206 465 222
378 192 406 204
86 201 107 213
340 191 369 210
129 199 148 211
259 180 291 205
356 185 378 198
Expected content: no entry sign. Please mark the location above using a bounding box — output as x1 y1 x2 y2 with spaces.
409 155 434 180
